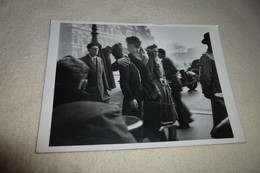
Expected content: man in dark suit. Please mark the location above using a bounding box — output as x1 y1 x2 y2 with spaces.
80 43 110 103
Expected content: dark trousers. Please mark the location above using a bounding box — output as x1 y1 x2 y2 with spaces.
170 83 191 127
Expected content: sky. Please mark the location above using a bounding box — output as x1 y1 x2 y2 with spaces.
148 25 209 56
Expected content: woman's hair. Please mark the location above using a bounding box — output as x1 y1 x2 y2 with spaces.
146 44 158 58
111 43 123 59
56 55 89 88
126 36 142 48
146 44 158 51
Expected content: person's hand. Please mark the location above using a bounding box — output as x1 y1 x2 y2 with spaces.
118 57 130 67
129 99 139 110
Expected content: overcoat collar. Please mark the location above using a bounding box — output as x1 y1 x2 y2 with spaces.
131 47 149 66
82 54 97 70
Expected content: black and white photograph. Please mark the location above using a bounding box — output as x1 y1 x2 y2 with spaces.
36 20 245 152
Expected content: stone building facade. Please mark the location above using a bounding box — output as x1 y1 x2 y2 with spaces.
58 23 154 60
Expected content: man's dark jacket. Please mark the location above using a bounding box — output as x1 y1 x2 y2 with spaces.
80 54 110 102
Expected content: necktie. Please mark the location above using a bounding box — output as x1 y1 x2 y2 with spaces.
92 57 96 65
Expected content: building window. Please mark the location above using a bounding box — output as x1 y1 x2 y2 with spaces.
83 37 88 45
72 51 77 57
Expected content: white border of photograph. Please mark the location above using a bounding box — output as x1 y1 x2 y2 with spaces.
36 20 245 153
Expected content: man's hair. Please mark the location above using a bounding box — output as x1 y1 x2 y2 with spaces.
126 36 142 48
158 48 166 56
146 44 158 51
56 55 89 87
87 42 101 49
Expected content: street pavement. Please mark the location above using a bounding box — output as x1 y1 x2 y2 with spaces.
177 84 213 140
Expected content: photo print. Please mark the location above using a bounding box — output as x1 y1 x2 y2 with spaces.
36 20 245 153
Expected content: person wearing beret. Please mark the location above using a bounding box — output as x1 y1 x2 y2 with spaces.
50 56 136 146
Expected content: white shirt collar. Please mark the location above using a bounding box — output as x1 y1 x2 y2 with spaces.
88 54 96 60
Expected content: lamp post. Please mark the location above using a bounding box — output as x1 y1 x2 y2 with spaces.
91 24 102 49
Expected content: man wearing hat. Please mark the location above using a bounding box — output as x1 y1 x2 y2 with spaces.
199 32 221 99
80 43 110 103
50 56 136 146
199 32 233 138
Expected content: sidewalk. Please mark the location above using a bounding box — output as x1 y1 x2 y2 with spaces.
176 113 213 140
177 84 213 140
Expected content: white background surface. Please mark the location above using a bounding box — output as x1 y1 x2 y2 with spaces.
0 0 259 172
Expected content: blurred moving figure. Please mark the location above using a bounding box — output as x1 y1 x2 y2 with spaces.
179 68 198 91
158 48 193 129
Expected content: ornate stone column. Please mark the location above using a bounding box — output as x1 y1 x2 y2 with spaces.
91 24 102 49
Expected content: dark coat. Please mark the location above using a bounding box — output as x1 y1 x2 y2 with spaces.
161 58 190 127
129 51 177 126
199 52 221 99
199 51 227 130
53 84 90 108
111 50 160 101
118 60 143 117
49 101 136 146
161 58 178 78
161 57 182 92
99 47 116 89
111 50 177 126
128 52 160 101
80 54 110 102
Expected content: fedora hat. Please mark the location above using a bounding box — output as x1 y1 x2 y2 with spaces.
201 32 210 44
